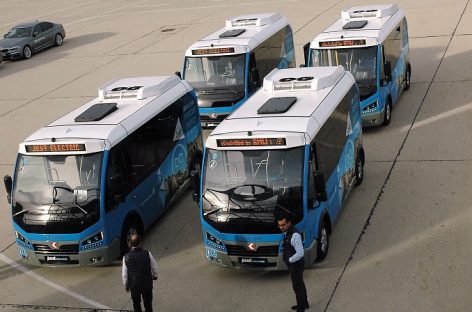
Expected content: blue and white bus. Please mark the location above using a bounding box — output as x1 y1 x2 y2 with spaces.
181 12 295 128
193 66 364 269
304 4 410 126
4 76 203 266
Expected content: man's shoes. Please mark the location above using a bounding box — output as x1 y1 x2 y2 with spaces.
291 302 309 310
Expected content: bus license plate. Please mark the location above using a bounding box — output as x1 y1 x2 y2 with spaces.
46 256 69 262
240 258 268 264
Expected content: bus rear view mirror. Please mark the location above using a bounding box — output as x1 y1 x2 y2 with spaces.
175 71 182 79
4 175 12 204
384 61 392 82
303 42 311 67
251 68 261 88
314 171 327 202
190 170 200 205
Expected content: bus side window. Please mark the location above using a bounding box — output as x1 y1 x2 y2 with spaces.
401 18 409 47
314 103 348 180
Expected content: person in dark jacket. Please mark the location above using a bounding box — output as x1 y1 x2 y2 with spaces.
277 214 309 312
122 234 158 312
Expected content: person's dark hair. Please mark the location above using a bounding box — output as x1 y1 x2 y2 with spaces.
130 234 141 248
275 212 291 223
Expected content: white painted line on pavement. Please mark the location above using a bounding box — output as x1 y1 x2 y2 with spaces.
402 102 472 132
0 254 111 310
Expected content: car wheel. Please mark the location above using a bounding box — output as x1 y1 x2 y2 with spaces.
382 100 392 126
354 155 364 186
55 34 63 46
316 220 330 261
23 46 32 59
404 64 411 91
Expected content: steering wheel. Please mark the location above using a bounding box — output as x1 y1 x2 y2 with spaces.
230 184 273 202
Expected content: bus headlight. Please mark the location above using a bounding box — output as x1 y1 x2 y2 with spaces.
15 231 31 245
81 231 104 250
362 101 378 114
206 232 226 251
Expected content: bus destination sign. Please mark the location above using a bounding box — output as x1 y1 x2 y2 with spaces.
25 144 86 153
192 47 235 55
319 39 366 47
216 138 286 147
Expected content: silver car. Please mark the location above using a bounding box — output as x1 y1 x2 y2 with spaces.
0 21 66 60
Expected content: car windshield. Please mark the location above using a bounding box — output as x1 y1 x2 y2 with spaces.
12 153 103 234
184 54 246 105
202 147 304 234
5 27 32 38
312 46 378 99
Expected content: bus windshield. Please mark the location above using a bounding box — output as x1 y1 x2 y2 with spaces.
12 153 103 234
202 147 304 234
312 46 378 100
184 54 246 107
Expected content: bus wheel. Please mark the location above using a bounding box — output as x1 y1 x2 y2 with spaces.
121 219 140 255
316 221 330 261
404 64 411 91
382 100 392 126
354 156 364 186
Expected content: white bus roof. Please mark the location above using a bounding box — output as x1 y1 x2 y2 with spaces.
185 13 290 57
20 76 192 154
207 66 355 149
310 4 405 48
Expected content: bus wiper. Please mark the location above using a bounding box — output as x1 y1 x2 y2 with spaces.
73 204 88 215
204 207 222 216
12 209 30 217
215 88 240 94
356 81 373 91
203 188 241 210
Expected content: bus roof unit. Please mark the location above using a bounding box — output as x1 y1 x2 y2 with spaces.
22 76 192 151
185 12 289 56
312 4 403 47
207 66 355 148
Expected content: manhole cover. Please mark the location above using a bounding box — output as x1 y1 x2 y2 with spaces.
161 28 175 33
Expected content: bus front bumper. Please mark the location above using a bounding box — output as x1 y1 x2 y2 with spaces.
15 238 121 267
362 109 384 127
204 239 318 271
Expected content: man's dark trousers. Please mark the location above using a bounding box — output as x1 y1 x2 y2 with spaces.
289 260 307 312
130 287 153 312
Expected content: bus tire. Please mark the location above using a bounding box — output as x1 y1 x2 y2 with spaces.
354 154 364 186
120 218 141 255
316 220 330 261
404 64 411 91
382 99 392 126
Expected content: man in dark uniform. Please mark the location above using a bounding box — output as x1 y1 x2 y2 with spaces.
277 215 309 312
122 234 158 312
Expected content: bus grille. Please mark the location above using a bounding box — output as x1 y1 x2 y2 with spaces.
226 244 279 257
33 244 79 254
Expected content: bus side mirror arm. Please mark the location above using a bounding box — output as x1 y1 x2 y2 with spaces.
175 71 182 79
303 42 311 67
314 171 327 202
4 175 12 204
384 61 392 82
251 67 261 89
190 170 201 206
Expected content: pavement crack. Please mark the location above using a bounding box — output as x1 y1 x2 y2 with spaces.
0 242 15 254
